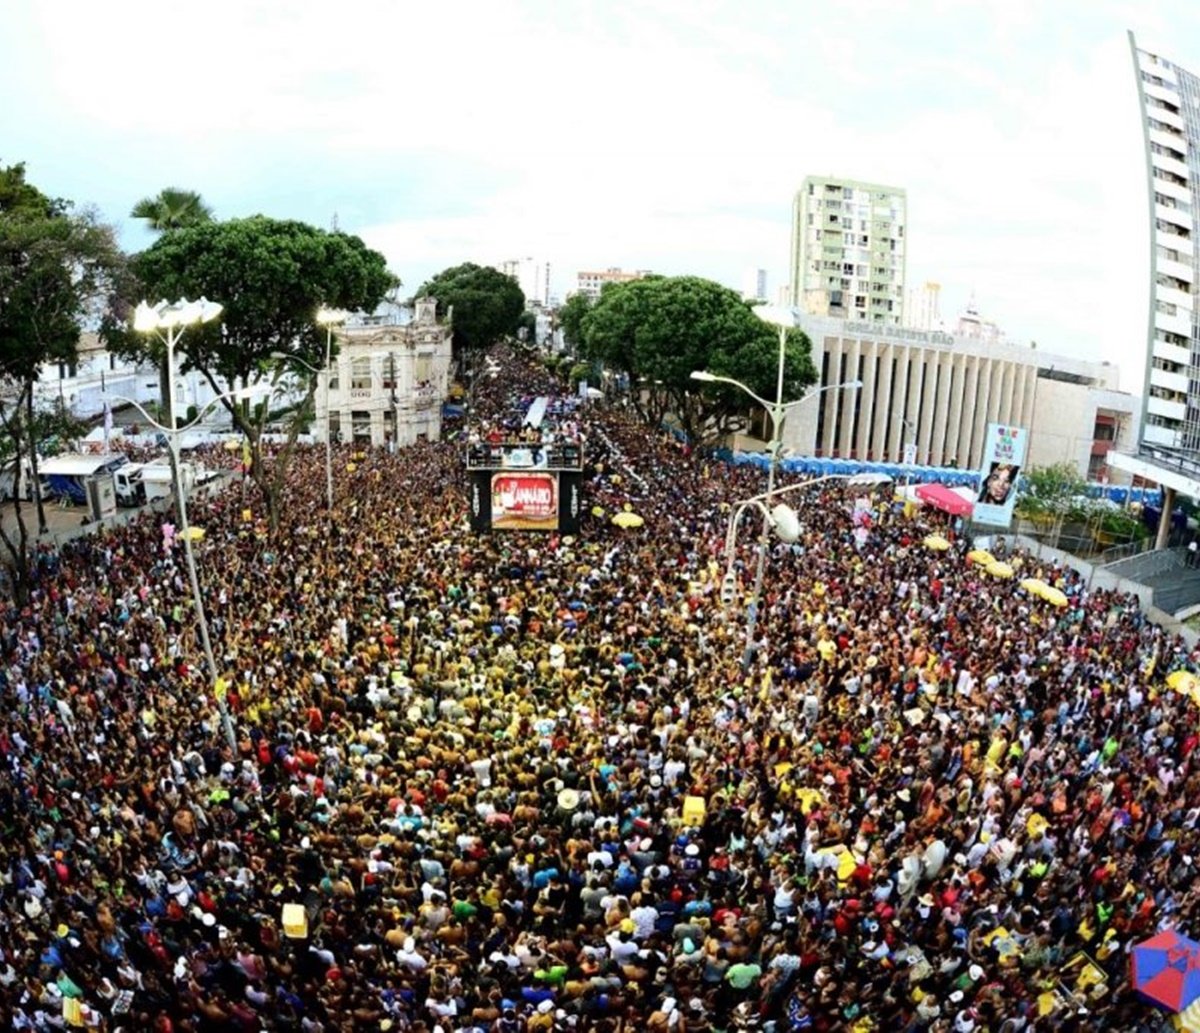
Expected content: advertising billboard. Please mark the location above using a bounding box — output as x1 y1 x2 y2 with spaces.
974 423 1028 527
469 470 582 534
491 472 558 530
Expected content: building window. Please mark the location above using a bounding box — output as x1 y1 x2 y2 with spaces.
328 411 341 442
351 410 372 441
351 358 372 391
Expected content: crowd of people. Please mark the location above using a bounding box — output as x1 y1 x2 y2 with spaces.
0 343 1198 1031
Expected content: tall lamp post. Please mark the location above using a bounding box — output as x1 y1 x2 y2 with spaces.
131 297 241 754
692 306 861 668
315 307 349 515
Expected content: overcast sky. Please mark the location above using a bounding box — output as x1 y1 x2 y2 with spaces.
3 0 1197 393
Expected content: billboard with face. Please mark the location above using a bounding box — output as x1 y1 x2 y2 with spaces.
974 424 1027 527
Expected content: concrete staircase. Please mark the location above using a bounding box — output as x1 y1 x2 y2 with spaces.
1104 547 1200 615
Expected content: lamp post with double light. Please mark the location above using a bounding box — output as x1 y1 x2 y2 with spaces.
315 307 349 514
131 297 244 754
692 306 861 668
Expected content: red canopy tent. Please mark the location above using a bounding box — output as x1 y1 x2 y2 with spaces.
915 483 974 518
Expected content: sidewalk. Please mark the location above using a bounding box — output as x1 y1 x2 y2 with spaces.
1 472 235 552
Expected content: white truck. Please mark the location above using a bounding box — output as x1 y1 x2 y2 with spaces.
38 454 135 507
134 460 215 502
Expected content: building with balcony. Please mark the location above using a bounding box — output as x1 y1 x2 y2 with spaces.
1107 35 1200 543
1129 32 1200 451
318 296 453 449
789 176 907 325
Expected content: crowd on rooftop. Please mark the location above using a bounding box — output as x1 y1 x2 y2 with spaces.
0 343 1197 1031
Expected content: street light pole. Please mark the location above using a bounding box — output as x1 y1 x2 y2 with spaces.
133 298 237 756
691 309 859 671
316 308 349 515
691 309 862 669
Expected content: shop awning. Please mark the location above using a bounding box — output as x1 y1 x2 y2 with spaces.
915 482 974 517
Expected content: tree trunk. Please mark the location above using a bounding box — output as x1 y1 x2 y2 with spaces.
25 387 47 534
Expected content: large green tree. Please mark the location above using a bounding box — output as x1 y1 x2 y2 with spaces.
415 262 525 365
131 187 215 420
579 275 816 443
0 162 127 598
557 292 592 351
105 215 396 531
130 187 213 232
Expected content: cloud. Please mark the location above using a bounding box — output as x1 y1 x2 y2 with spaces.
3 0 1199 397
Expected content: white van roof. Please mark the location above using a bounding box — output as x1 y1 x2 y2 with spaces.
38 454 128 477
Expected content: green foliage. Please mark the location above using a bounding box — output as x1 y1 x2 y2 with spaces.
516 310 537 344
105 214 395 531
557 292 592 349
0 164 127 384
578 275 817 442
0 162 126 596
415 263 525 354
568 362 591 389
1015 462 1088 518
130 187 213 232
1095 507 1145 540
111 215 395 383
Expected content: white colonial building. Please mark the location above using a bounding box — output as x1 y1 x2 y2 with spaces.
319 296 453 448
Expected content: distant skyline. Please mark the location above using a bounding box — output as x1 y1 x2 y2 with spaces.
3 1 1198 395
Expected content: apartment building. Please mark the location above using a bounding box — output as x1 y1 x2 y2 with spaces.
789 176 907 326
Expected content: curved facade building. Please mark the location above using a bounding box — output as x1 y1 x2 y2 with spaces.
1129 32 1200 450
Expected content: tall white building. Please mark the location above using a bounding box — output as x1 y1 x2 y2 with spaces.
497 257 551 307
741 267 767 302
789 176 907 325
903 281 942 332
1129 33 1199 451
1107 35 1200 544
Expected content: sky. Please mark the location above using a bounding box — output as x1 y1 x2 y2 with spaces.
2 0 1198 395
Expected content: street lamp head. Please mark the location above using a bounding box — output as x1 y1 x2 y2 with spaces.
846 380 863 390
753 304 799 329
133 297 223 333
316 306 350 326
690 371 717 383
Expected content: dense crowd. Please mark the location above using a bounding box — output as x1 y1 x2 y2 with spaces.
0 344 1197 1032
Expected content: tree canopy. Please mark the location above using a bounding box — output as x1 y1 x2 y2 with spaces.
578 275 817 443
415 263 524 356
557 292 592 350
130 187 213 233
106 214 396 529
0 162 127 596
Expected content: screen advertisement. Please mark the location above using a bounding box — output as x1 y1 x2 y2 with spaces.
491 472 559 530
974 423 1027 527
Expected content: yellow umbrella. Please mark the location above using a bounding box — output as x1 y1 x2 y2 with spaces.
985 560 1014 579
924 534 951 552
967 549 995 565
612 512 644 529
591 506 605 517
1020 577 1047 594
223 438 241 452
1040 586 1068 608
346 462 357 473
1166 670 1200 695
183 526 206 541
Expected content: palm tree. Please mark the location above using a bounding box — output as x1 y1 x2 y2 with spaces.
130 188 212 232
